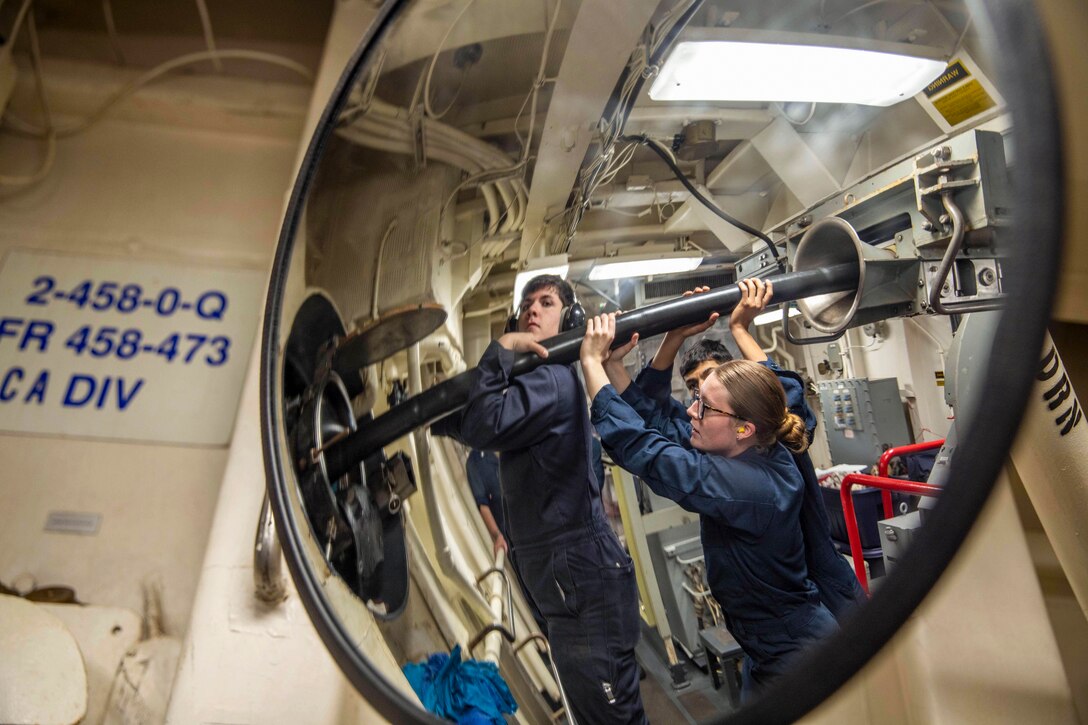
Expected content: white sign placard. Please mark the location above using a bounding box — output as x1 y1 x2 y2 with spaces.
0 249 265 446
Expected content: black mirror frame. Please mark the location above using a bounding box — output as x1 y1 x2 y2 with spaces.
259 0 1064 722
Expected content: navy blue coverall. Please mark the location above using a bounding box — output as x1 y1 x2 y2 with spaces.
635 362 865 620
592 379 838 698
466 449 507 540
436 341 647 724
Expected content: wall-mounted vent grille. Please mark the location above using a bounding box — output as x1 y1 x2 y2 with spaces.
641 271 734 302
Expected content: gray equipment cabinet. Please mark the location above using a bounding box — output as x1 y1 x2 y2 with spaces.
816 377 913 465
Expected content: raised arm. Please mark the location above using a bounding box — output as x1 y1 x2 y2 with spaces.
729 278 818 434
583 313 693 446
601 327 640 395
459 339 566 451
649 286 719 371
591 385 776 534
580 312 622 400
729 278 772 363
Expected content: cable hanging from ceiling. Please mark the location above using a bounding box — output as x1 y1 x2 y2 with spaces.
557 0 704 252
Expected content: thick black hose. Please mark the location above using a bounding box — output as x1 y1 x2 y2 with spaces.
322 263 857 480
624 133 782 260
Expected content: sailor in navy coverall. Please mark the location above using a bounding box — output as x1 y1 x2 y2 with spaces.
580 312 838 700
433 275 647 724
634 279 865 621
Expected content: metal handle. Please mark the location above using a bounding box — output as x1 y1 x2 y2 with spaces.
927 193 1005 315
254 493 287 603
467 622 515 652
839 473 942 594
675 553 706 566
476 558 516 645
877 439 947 518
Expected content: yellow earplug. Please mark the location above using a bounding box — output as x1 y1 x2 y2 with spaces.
738 426 747 434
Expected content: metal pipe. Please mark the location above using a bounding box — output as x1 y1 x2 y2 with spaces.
427 437 559 699
477 549 511 663
404 515 471 649
514 634 577 725
840 473 942 594
877 439 946 518
253 493 287 603
927 193 1004 314
371 219 398 321
324 263 858 479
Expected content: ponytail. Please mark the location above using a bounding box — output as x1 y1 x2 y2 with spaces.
776 410 810 454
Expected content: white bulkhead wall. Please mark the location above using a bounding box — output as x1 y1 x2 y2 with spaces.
0 1 393 723
0 32 304 638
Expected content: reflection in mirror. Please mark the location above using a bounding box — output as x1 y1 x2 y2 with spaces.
264 0 1055 722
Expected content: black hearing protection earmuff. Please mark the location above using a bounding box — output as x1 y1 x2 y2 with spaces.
504 297 585 334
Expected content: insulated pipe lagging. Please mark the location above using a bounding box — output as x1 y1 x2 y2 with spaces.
323 262 859 480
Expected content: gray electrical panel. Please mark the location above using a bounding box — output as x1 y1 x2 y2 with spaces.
816 377 913 465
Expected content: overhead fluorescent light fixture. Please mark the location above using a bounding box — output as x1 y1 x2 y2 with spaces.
754 305 801 327
649 36 947 107
588 253 702 281
513 254 570 305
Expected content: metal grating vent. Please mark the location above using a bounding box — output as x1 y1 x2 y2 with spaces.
642 271 734 301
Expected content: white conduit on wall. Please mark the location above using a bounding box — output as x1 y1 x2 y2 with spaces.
334 122 505 235
403 512 471 649
335 98 527 235
1010 331 1088 619
482 549 507 664
766 324 797 372
419 335 466 377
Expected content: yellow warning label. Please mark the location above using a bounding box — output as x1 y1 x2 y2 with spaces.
924 60 970 97
931 78 996 127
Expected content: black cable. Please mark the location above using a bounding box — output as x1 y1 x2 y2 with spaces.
563 0 706 251
623 133 783 261
598 0 705 144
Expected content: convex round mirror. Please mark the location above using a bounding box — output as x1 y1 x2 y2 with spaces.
261 0 1063 722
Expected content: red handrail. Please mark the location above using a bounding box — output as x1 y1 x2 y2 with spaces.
840 473 942 594
876 439 946 519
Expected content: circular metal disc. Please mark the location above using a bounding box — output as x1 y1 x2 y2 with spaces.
334 303 447 371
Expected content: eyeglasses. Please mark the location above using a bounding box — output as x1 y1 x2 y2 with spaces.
690 390 747 422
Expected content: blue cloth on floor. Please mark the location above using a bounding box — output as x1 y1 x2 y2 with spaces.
402 645 517 724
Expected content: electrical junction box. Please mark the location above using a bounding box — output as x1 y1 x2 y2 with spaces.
816 377 913 466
